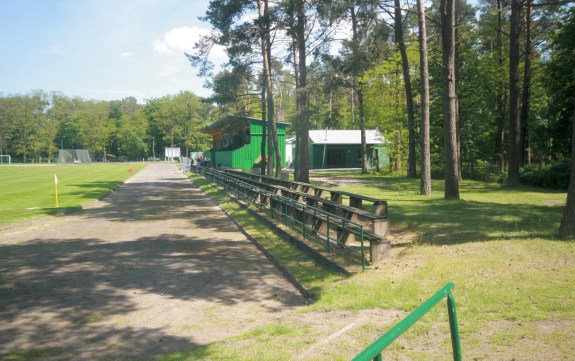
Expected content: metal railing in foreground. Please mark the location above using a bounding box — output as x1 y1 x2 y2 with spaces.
352 283 462 361
195 166 368 270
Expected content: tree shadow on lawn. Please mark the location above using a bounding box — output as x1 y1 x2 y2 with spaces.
389 199 565 245
0 233 304 360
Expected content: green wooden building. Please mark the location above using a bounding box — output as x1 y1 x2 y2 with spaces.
201 115 287 171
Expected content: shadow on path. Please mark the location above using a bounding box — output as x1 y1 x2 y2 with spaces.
0 163 305 360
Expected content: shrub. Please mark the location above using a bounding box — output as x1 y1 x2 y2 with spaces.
520 160 571 189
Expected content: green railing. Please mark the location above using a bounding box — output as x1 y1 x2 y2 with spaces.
353 283 462 361
194 166 368 269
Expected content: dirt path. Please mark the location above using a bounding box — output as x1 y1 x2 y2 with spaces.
0 163 307 360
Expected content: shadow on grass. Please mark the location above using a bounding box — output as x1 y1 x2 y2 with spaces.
390 199 563 244
315 175 566 245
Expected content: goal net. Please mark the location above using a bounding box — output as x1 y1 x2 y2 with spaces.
0 155 11 165
58 149 92 164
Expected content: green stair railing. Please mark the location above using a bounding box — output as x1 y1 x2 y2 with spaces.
353 283 462 361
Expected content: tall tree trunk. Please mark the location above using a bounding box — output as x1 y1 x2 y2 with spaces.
496 0 505 173
265 0 281 177
349 4 368 174
394 0 416 178
418 0 431 196
292 41 300 180
295 0 309 183
258 0 276 177
263 0 281 177
260 81 267 175
520 0 533 167
441 0 460 199
455 0 462 180
508 0 522 185
357 87 368 173
559 102 575 238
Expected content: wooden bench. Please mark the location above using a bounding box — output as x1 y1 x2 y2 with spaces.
210 168 391 262
219 171 390 240
224 169 388 217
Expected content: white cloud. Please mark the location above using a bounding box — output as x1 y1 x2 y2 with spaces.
121 52 134 57
153 26 205 56
153 26 227 65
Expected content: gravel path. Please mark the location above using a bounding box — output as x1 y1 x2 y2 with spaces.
0 163 306 361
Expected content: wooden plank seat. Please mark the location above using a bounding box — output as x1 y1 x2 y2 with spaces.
223 169 388 217
201 167 391 262
218 172 387 225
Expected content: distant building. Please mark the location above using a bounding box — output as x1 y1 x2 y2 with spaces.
286 129 389 170
201 115 287 170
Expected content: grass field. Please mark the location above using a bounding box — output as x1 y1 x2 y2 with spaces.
0 163 146 227
168 172 575 361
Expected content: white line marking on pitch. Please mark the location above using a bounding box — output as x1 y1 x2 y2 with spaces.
300 322 356 358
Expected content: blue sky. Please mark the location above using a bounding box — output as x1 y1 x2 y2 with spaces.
0 0 225 102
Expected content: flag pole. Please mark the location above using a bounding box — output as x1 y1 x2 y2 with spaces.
54 174 59 208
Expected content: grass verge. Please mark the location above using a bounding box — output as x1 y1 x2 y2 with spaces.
0 163 146 227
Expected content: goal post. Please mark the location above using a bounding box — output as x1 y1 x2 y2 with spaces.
58 149 92 164
0 155 11 165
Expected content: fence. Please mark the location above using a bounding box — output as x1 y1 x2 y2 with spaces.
352 283 462 361
180 157 192 173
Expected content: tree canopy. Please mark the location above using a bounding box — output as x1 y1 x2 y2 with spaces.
0 91 214 162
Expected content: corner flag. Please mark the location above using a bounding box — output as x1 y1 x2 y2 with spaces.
54 174 59 208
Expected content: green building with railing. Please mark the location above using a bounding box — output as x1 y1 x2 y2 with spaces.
201 115 287 171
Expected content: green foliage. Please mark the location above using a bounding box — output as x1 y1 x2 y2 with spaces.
116 110 149 160
0 91 217 162
520 160 571 190
363 40 418 172
432 160 507 183
545 7 575 159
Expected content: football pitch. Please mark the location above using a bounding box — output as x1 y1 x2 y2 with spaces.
0 163 147 227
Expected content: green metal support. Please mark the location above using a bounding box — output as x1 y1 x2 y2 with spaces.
360 228 365 271
302 204 307 240
326 214 331 252
352 283 461 361
447 293 462 360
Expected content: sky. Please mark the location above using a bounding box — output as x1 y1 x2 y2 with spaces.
0 0 225 103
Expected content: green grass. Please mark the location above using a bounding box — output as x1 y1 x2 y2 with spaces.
166 171 574 360
330 174 566 243
0 163 146 227
158 323 308 361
